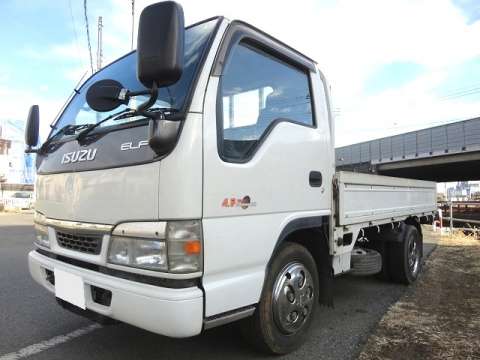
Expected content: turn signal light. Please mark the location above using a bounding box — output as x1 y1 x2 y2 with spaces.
183 240 201 255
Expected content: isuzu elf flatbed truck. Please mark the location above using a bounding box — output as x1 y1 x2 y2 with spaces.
25 2 436 354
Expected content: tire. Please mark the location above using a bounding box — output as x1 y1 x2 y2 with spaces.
387 225 422 284
241 242 319 354
350 248 382 276
364 233 390 280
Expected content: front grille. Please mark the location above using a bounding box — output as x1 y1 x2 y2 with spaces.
56 230 103 254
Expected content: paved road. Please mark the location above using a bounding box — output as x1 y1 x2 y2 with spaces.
0 213 438 360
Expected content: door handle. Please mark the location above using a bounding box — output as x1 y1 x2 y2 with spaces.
309 171 322 187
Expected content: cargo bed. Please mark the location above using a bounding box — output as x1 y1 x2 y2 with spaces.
335 171 437 226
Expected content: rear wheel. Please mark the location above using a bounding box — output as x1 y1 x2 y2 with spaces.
388 225 422 284
241 242 319 354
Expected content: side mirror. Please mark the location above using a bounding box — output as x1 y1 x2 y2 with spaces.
137 1 184 89
148 119 180 156
25 105 39 152
86 79 127 112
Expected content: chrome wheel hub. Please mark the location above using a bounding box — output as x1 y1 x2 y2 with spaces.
272 262 314 334
408 237 420 276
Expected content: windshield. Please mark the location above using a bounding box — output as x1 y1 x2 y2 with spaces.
49 19 217 140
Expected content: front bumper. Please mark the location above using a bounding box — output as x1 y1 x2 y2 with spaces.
28 250 203 338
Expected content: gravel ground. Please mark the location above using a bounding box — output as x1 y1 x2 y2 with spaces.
359 232 480 360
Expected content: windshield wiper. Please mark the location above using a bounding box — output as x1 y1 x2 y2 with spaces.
76 107 179 142
41 124 91 150
76 108 135 141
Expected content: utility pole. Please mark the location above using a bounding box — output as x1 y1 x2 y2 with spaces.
96 16 103 71
131 0 135 50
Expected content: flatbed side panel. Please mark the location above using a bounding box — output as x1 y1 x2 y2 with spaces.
336 171 436 226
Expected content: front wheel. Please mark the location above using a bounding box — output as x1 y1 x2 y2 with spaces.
241 242 319 354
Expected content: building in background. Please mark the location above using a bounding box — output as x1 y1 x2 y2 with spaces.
0 119 35 185
446 181 480 201
0 119 35 210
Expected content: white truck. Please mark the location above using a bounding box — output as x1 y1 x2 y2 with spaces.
25 2 436 354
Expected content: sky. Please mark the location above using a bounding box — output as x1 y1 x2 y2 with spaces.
0 0 480 147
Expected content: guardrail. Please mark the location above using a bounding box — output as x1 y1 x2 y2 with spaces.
443 216 480 225
441 216 480 239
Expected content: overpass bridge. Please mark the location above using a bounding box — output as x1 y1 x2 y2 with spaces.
335 117 480 182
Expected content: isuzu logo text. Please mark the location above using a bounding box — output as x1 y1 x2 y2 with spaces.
61 149 97 164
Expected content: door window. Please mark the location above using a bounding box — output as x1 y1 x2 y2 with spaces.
219 42 314 162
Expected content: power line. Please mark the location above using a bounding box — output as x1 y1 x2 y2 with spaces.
434 82 480 102
83 0 94 74
438 82 480 96
438 88 480 101
441 87 480 98
68 0 81 55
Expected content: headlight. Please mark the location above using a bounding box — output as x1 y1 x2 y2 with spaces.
108 236 167 271
108 220 202 274
33 212 50 248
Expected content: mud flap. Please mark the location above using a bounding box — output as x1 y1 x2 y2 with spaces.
318 231 334 307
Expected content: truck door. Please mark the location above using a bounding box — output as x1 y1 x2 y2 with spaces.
201 23 334 317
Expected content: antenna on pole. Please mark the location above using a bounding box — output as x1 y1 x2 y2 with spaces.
131 0 135 50
96 16 103 71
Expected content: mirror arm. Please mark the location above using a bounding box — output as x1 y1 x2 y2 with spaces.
25 146 38 154
127 89 151 97
135 82 160 120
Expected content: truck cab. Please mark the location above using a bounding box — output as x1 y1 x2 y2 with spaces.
27 2 435 354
